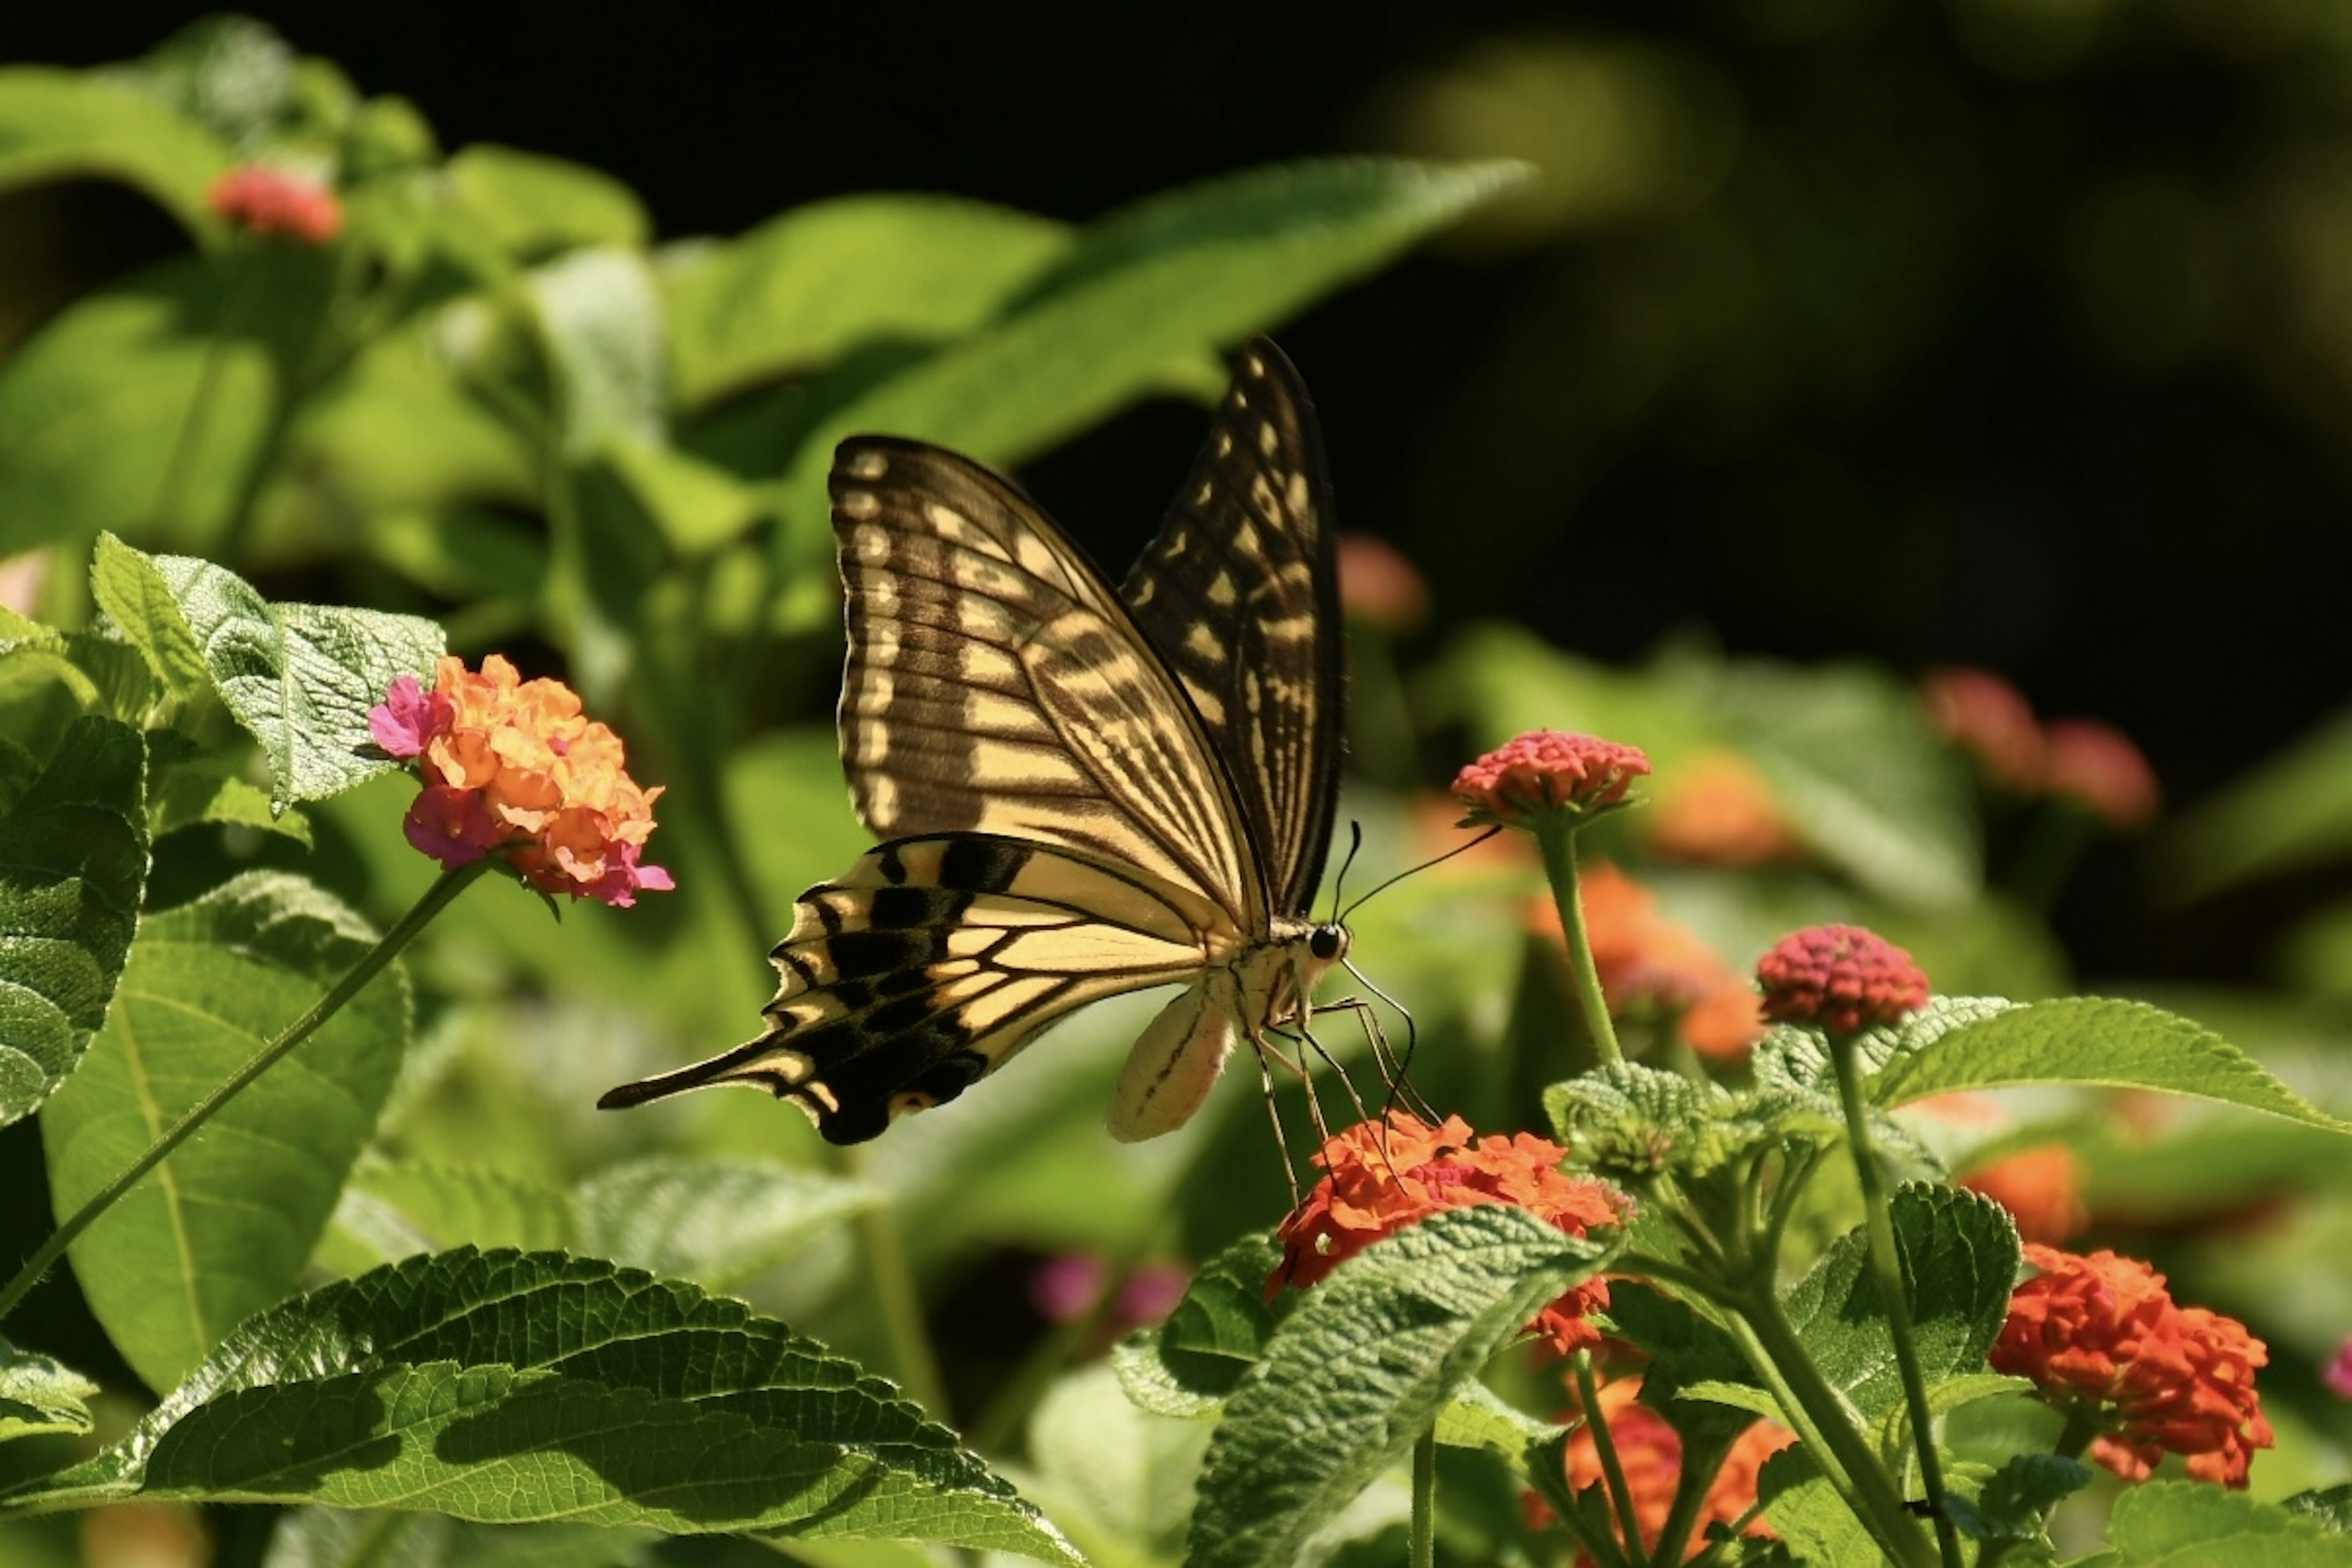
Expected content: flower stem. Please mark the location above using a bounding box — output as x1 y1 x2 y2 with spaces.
1411 1425 1436 1568
0 861 489 1328
1827 1036 1966 1568
1534 818 1622 1066
1574 1351 1643 1561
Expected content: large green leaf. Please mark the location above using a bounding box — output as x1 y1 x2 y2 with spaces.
23 1248 1079 1562
41 872 409 1392
2158 706 2352 904
1186 1205 1608 1568
1871 996 2352 1136
92 535 442 810
0 1338 99 1443
769 158 1529 625
663 194 1072 410
2094 1480 2352 1566
0 714 148 1126
0 67 229 238
446 144 649 258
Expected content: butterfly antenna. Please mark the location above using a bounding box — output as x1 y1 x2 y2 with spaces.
1325 820 1366 926
1338 826 1505 925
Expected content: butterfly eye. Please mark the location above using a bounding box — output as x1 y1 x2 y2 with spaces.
1310 924 1346 962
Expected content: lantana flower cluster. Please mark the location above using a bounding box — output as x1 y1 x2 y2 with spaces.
1755 924 1930 1036
370 654 674 908
1992 1244 2274 1487
1530 1374 1794 1566
1923 665 2159 830
207 165 343 245
1272 1110 1629 1355
1453 730 1651 830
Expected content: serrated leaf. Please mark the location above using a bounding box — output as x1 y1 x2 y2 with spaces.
2282 1487 2352 1533
1872 997 2352 1136
1947 1452 2090 1542
2098 1481 2352 1565
1112 1233 1286 1418
571 1158 876 1290
664 194 1072 410
41 872 409 1391
771 159 1528 625
0 67 229 236
89 533 211 700
1781 1185 2016 1428
30 1249 1079 1563
0 1337 99 1441
99 538 441 810
0 713 148 1126
1186 1205 1609 1568
1756 1445 1883 1565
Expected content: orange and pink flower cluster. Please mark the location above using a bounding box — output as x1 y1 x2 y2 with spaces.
1992 1244 2273 1487
371 655 673 908
1453 731 1651 829
1923 666 2158 830
1755 924 1929 1035
207 165 342 245
1271 1110 1629 1357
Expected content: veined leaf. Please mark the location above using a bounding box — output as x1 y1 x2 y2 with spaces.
0 1338 99 1442
0 714 148 1126
0 67 229 238
25 1248 1079 1563
41 872 409 1391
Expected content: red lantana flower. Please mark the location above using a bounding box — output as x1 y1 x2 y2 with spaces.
1527 1375 1795 1565
2041 718 2160 832
1992 1244 2274 1487
1453 731 1651 831
1959 1145 2089 1246
207 165 342 244
1922 666 2043 792
1755 924 1929 1035
1272 1110 1629 1355
369 657 674 908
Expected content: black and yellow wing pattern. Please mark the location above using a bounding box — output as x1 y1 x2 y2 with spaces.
600 340 1348 1144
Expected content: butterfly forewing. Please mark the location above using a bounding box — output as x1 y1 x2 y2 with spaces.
832 439 1260 925
1120 343 1343 917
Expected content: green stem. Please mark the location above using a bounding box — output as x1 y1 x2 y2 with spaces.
1725 1290 1936 1568
0 861 489 1328
1534 818 1622 1066
1574 1351 1644 1562
1411 1425 1436 1568
1828 1036 1966 1568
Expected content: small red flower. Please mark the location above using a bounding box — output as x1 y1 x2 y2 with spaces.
1755 924 1929 1035
207 165 342 244
1992 1245 2274 1488
369 655 673 908
2042 719 2159 831
1337 532 1430 633
1453 731 1651 831
1272 1110 1629 1355
1029 1254 1189 1329
1960 1145 2089 1246
1922 666 2043 792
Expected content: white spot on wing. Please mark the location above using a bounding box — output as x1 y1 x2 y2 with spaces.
845 450 889 480
839 490 880 521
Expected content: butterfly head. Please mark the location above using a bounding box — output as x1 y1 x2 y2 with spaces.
1308 921 1349 964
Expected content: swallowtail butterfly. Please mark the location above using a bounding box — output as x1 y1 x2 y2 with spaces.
600 339 1349 1143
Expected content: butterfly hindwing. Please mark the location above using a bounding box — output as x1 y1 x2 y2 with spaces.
598 834 1238 1144
831 439 1261 924
1120 341 1342 918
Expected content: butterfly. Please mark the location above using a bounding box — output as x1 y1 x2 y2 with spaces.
600 339 1350 1144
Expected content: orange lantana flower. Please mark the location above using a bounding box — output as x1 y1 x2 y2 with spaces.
1529 1374 1795 1566
371 655 673 908
1272 1110 1629 1355
1959 1145 2089 1246
1532 863 1764 1061
1992 1245 2273 1487
1642 750 1803 867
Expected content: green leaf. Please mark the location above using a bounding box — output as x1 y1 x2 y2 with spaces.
0 713 148 1126
1112 1233 1285 1418
1024 1363 1207 1561
770 159 1528 624
1756 1446 1881 1565
1186 1205 1609 1568
96 537 442 810
570 1158 876 1291
147 756 312 846
37 1249 1079 1562
261 1507 657 1568
0 67 230 237
1871 996 2352 1136
0 1338 99 1442
41 871 409 1392
664 194 1072 410
446 144 649 258
1945 1453 2091 1542
90 532 211 698
107 17 300 156
2282 1486 2352 1534
526 247 666 455
2158 706 2352 903
2095 1480 2352 1565
1781 1185 2017 1427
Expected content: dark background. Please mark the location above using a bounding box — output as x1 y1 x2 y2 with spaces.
10 1 2351 978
